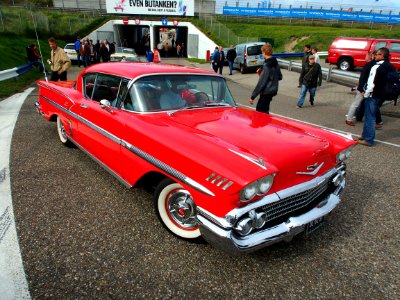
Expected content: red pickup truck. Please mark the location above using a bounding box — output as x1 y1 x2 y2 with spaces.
327 37 400 71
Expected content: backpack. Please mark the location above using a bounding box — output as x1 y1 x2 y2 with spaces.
382 71 400 105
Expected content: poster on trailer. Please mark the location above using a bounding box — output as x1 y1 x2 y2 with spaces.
106 0 194 16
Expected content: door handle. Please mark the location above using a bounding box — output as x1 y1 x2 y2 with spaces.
80 104 88 108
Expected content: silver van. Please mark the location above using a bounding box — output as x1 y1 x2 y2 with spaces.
233 42 265 74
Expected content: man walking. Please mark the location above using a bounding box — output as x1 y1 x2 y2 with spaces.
359 47 395 146
296 55 322 108
226 45 237 75
249 43 282 114
48 37 71 81
298 44 312 87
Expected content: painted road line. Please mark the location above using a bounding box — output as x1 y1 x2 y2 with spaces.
0 88 33 299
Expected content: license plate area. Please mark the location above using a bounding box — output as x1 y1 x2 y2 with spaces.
305 217 324 235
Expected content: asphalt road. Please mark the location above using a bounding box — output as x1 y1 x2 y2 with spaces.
9 60 400 298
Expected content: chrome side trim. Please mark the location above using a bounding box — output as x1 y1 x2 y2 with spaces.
41 95 215 197
229 149 267 170
121 140 215 197
37 82 76 105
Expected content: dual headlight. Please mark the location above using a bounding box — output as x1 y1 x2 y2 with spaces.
336 146 353 163
239 174 275 202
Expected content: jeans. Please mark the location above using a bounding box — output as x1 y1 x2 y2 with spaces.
362 97 380 145
228 61 233 74
297 85 316 107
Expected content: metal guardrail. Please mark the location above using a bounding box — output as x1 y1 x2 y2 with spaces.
277 58 359 85
0 63 33 82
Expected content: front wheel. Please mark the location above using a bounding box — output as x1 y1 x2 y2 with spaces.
338 58 353 71
154 178 201 240
56 116 73 147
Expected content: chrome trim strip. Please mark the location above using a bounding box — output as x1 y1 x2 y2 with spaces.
228 149 267 170
40 95 214 197
37 82 76 105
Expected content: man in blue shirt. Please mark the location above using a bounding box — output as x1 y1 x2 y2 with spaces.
74 36 81 67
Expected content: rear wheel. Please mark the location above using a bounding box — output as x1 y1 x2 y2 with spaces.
154 178 201 240
338 58 353 71
240 64 246 74
56 116 73 147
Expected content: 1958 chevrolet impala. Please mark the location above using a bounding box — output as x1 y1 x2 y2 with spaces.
35 62 356 254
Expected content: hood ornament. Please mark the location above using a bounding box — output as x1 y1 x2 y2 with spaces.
296 162 324 175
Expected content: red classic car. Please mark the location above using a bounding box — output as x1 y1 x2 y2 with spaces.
35 62 356 254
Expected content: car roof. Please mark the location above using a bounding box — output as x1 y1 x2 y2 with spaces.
81 62 218 79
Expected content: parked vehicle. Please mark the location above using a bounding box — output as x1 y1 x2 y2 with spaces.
110 47 138 62
35 62 356 254
233 42 265 74
327 37 400 71
64 43 78 62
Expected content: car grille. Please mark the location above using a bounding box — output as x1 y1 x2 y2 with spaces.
261 178 330 223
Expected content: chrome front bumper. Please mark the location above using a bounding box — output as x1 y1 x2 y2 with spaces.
197 165 346 254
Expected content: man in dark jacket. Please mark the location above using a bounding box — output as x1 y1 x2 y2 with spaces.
359 47 395 146
296 55 322 108
249 43 283 114
226 45 237 75
298 44 312 87
212 46 225 75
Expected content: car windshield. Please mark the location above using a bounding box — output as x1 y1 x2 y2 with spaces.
65 44 74 50
124 75 236 112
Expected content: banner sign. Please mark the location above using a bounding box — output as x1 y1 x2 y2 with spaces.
106 0 194 16
222 7 400 24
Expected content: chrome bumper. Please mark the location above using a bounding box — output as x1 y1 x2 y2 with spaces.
198 193 340 254
197 165 346 254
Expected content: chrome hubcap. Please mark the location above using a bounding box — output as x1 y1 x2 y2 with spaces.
167 189 197 229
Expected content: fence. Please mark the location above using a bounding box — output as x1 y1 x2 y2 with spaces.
0 7 103 35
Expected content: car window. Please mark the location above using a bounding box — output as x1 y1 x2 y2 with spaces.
91 74 121 103
83 73 96 99
374 42 387 51
128 75 235 112
389 42 400 53
247 45 263 56
64 44 75 50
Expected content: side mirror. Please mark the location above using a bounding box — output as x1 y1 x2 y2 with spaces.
100 99 111 108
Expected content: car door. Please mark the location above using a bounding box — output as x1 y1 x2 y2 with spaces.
72 73 128 176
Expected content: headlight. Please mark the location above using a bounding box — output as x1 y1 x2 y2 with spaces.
336 147 353 162
240 174 275 202
234 217 253 236
240 182 258 202
257 175 274 195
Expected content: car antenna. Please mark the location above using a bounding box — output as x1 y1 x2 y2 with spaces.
30 10 48 82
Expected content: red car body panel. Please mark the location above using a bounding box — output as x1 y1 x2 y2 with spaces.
327 37 400 70
36 62 356 253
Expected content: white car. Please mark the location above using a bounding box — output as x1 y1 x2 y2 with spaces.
64 43 78 61
110 47 137 62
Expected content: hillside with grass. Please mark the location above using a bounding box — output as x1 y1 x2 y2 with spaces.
2 7 400 99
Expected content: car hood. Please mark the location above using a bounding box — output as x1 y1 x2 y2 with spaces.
157 107 335 191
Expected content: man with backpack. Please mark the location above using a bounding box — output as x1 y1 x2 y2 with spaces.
359 47 396 146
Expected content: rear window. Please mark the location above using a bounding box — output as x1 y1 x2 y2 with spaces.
247 45 263 56
64 44 75 50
